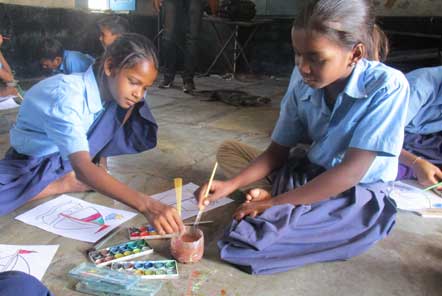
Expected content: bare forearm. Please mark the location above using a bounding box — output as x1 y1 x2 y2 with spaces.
273 148 376 206
399 149 419 166
273 164 362 205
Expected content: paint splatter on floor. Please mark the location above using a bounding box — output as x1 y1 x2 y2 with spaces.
184 268 212 296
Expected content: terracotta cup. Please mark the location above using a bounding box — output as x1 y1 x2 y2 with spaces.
170 226 204 263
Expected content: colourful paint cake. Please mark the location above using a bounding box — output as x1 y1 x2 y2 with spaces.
88 239 153 267
128 225 177 240
111 260 179 279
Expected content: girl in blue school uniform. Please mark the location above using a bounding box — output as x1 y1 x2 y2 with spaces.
196 0 409 274
0 33 184 235
397 66 442 190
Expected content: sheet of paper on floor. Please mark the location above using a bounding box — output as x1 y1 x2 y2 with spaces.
0 96 19 110
0 244 58 280
151 182 234 220
390 179 442 211
15 195 137 242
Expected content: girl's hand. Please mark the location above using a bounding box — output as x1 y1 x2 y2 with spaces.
414 158 442 188
142 198 184 235
233 199 274 220
245 188 272 203
0 35 3 47
195 180 237 208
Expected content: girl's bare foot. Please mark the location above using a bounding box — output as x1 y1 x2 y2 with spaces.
61 171 92 192
245 188 272 203
31 171 92 201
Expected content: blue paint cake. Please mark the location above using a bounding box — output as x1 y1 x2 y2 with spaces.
111 260 179 279
128 225 177 240
88 239 153 267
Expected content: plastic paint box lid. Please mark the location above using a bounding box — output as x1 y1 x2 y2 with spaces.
68 262 139 289
75 279 163 296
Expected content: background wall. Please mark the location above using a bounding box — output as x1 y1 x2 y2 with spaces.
252 0 442 17
0 1 440 79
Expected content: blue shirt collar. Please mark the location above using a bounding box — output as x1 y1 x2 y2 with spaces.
343 59 369 99
299 59 369 104
57 50 67 73
83 65 103 114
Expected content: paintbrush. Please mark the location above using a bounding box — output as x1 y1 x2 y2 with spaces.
174 177 183 217
194 162 218 228
184 220 213 226
91 226 121 251
423 181 442 192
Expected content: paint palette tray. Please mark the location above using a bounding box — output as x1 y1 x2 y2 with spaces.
88 239 153 267
75 279 163 296
68 262 139 289
111 260 179 279
128 225 177 240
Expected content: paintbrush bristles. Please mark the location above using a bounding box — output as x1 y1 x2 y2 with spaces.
194 162 218 227
174 178 183 217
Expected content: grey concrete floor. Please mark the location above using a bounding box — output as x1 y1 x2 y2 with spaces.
0 75 441 296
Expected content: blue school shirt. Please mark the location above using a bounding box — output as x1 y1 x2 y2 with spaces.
58 50 95 74
272 59 410 183
405 66 442 135
10 66 104 159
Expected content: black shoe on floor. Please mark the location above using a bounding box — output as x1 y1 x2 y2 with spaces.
159 78 173 89
183 80 195 93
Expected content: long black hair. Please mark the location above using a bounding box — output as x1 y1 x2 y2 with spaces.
293 0 389 62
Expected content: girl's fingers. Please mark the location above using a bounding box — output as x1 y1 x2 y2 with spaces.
250 188 261 200
153 220 165 235
166 213 180 233
160 218 174 235
171 212 184 233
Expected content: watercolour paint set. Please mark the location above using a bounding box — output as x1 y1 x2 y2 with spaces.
75 279 163 296
88 239 153 267
128 225 177 240
110 260 179 279
68 262 140 289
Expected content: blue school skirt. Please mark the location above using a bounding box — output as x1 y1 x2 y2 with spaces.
0 101 158 216
218 158 397 274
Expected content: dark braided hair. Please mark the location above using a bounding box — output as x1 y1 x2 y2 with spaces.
293 0 389 62
95 33 158 88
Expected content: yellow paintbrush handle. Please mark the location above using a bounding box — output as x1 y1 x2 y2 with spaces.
174 178 183 217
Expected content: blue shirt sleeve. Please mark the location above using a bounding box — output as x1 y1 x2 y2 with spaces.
64 51 95 74
349 73 410 157
271 69 305 147
43 85 90 159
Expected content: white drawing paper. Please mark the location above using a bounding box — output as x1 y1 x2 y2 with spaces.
390 179 442 211
151 182 233 220
16 195 137 243
0 244 58 280
0 96 19 110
